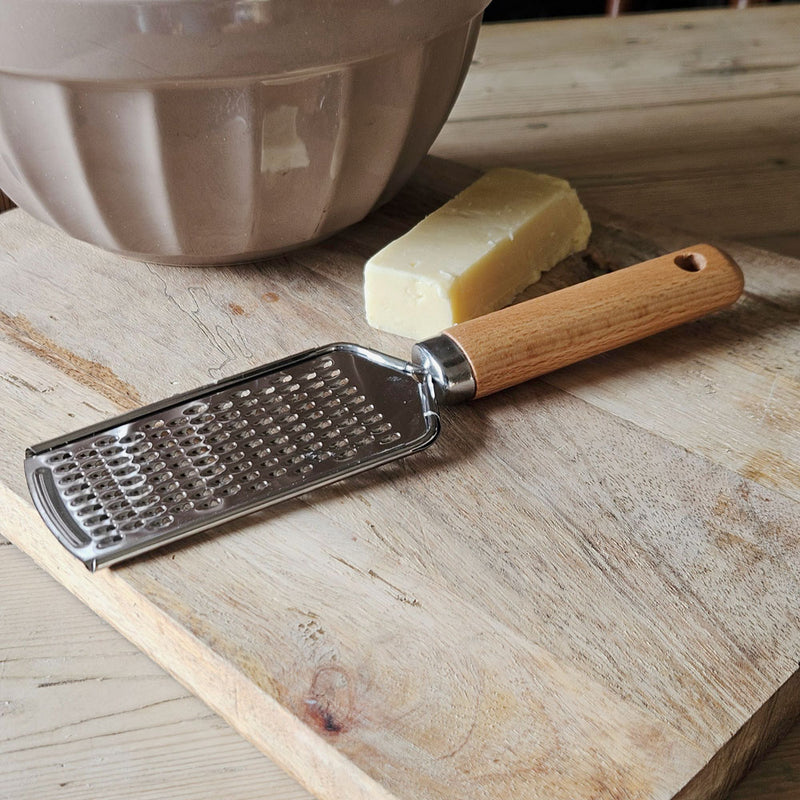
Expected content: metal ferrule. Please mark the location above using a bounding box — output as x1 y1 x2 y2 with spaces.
411 334 476 405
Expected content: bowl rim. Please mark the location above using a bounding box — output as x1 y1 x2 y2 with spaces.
0 0 490 82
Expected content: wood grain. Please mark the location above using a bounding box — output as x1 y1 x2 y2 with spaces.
1 154 799 800
430 6 800 258
0 541 314 800
2 7 799 799
445 244 744 398
3 543 797 800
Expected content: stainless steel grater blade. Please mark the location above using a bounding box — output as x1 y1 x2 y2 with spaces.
25 344 447 570
25 245 745 571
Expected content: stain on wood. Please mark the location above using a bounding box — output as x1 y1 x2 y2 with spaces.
304 666 354 736
0 310 141 409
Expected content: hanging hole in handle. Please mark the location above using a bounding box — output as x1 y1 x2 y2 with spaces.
674 252 707 272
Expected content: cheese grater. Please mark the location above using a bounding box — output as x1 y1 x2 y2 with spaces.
25 245 744 570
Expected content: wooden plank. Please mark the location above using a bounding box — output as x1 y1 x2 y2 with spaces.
0 542 313 800
448 9 800 118
3 532 799 800
433 96 800 241
729 720 800 800
550 220 800 504
1 156 799 800
2 8 800 798
430 7 800 252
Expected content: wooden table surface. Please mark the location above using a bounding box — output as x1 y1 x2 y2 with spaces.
2 6 799 799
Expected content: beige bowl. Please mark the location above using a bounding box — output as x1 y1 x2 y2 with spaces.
0 0 488 264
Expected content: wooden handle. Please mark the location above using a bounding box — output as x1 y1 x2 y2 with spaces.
443 244 744 399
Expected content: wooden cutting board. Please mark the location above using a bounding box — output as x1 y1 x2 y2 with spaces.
1 157 799 800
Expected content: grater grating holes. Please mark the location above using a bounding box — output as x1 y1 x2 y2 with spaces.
63 481 90 496
206 474 234 488
46 451 73 465
35 352 413 550
197 498 223 511
120 519 146 532
120 432 145 444
96 533 124 549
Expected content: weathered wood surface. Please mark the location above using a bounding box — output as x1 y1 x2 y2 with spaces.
0 540 312 800
3 6 800 798
1 151 799 800
431 6 800 260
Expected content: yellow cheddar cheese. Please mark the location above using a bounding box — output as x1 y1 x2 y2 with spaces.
363 168 591 340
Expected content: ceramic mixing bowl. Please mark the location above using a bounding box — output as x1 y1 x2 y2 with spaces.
0 0 488 264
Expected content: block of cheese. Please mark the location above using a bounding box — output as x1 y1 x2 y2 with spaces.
364 168 591 340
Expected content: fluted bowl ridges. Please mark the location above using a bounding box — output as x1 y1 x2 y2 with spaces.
0 0 488 264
